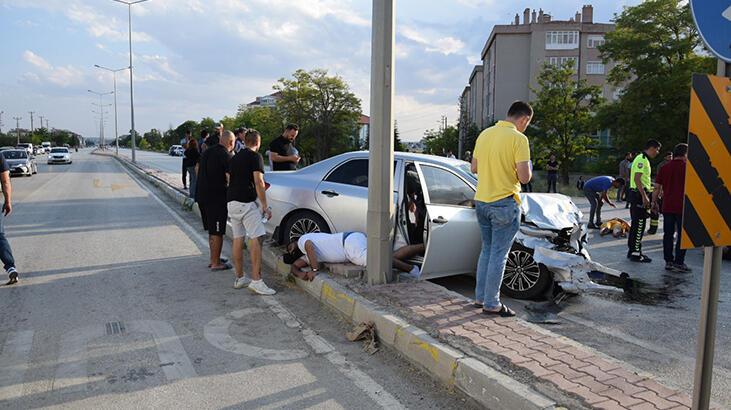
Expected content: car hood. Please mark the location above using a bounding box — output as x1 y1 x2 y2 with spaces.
6 159 29 165
519 193 582 230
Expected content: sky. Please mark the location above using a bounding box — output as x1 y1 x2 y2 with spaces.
0 0 640 142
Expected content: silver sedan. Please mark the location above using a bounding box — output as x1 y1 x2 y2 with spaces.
265 151 623 300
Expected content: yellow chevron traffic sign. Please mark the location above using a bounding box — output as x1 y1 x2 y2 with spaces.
681 74 731 249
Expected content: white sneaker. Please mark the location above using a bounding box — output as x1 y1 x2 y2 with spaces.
234 276 251 289
408 265 421 279
248 280 276 295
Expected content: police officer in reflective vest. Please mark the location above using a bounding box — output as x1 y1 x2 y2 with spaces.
627 139 662 262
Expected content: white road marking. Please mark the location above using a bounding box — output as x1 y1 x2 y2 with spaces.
54 321 196 392
723 6 731 21
128 320 197 381
204 309 309 361
121 159 405 409
0 330 34 400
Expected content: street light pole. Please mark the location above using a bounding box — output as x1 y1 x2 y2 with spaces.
366 0 396 285
95 65 128 155
113 0 149 163
28 111 35 133
0 111 4 134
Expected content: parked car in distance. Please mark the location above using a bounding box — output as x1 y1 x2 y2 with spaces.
48 147 72 164
264 151 624 300
16 143 33 156
34 146 46 155
0 146 16 152
2 149 37 176
168 145 184 156
42 142 51 151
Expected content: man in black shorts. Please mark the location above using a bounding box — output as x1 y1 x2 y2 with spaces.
269 124 300 171
197 130 236 270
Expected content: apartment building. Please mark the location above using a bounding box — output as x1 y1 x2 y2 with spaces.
462 4 617 130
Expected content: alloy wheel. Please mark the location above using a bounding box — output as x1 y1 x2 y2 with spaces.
503 250 541 292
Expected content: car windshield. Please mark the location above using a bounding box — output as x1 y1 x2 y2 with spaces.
3 151 27 159
51 148 68 153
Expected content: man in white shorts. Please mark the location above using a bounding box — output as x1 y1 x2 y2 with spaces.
283 231 421 280
226 129 275 295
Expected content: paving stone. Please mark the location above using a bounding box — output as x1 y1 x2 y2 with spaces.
629 403 659 410
526 351 563 368
594 399 627 410
633 390 681 410
598 388 645 407
605 376 648 396
518 359 555 378
573 375 612 394
579 364 620 382
547 363 587 381
637 379 681 399
666 393 692 407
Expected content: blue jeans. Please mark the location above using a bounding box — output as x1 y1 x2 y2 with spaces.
186 166 197 200
0 210 16 272
475 197 521 309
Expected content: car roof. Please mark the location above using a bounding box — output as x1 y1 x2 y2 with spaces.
322 150 469 167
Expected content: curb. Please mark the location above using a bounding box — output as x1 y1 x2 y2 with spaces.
106 151 559 410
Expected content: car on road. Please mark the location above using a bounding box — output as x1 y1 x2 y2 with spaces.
2 149 37 176
168 145 184 156
265 151 623 300
48 147 72 164
16 143 33 156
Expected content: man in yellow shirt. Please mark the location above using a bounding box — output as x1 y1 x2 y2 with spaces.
627 139 661 263
470 101 533 317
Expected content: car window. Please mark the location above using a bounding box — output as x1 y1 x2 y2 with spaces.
420 165 475 207
325 159 369 187
51 148 68 153
3 151 27 159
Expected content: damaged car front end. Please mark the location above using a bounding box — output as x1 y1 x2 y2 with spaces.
501 194 627 299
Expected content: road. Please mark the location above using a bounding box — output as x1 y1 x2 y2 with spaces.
0 150 477 409
104 148 731 406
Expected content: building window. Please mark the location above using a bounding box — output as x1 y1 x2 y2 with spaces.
545 31 579 50
548 56 578 72
586 61 605 75
587 35 605 48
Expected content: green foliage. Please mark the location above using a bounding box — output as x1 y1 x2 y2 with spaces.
464 122 482 154
423 125 458 156
138 138 151 150
274 69 362 162
597 0 716 151
144 129 164 151
530 60 603 183
232 106 285 152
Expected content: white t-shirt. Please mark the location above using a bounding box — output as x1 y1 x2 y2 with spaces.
298 233 347 263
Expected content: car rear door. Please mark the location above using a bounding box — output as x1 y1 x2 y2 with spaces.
416 162 481 279
315 158 401 233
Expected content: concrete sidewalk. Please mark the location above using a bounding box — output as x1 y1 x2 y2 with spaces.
101 150 703 410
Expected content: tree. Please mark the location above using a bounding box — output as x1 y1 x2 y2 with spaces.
275 69 362 162
464 123 481 154
143 128 163 150
232 106 284 151
393 122 404 152
597 0 716 151
423 125 458 156
530 60 603 183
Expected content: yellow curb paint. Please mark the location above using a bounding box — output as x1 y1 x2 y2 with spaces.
412 339 440 363
322 284 354 304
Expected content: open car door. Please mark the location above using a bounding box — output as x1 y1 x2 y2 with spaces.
416 163 481 279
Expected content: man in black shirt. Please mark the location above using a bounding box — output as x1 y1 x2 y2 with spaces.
546 154 559 193
0 153 18 284
197 130 235 271
269 123 300 171
227 129 275 295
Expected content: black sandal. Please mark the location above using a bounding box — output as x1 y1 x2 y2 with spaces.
483 304 516 318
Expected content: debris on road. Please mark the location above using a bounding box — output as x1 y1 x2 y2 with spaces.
347 321 379 354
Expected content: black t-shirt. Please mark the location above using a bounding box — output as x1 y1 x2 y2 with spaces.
269 136 297 171
196 144 231 203
183 146 200 167
227 148 264 203
547 160 559 175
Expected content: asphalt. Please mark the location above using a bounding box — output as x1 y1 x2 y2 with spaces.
0 150 479 409
107 147 731 406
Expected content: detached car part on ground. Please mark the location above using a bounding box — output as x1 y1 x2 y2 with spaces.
264 151 626 300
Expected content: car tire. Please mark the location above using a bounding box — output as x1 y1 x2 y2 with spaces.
500 243 553 300
281 211 330 244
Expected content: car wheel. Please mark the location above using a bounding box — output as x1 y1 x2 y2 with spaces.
500 244 553 300
282 211 330 244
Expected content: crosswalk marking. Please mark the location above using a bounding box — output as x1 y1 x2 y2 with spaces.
0 330 34 400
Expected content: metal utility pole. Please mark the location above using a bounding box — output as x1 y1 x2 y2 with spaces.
113 0 149 163
95 65 128 155
45 119 49 130
0 111 4 134
28 111 35 132
89 90 113 148
38 115 44 130
366 0 395 285
12 117 22 145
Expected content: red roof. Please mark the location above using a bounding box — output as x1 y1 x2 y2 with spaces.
358 115 370 125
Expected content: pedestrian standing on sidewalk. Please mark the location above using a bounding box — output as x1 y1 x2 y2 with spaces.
0 154 18 285
226 129 277 295
181 131 192 189
471 101 533 317
546 154 559 193
647 151 673 235
269 124 300 171
652 144 691 272
627 139 661 263
234 127 247 153
617 152 632 202
198 129 209 154
197 130 236 271
183 138 200 200
583 176 625 229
